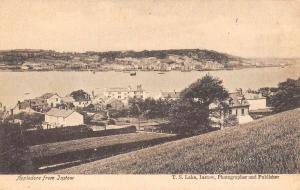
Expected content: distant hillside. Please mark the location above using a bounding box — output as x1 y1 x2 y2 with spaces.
0 49 289 71
0 49 247 68
55 108 300 174
0 49 239 62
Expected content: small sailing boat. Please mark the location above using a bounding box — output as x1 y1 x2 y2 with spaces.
130 71 136 76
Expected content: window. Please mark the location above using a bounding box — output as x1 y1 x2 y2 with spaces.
229 109 232 114
235 109 238 115
118 96 121 99
241 109 245 115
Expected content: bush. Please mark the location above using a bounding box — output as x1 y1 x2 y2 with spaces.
270 77 300 113
223 114 238 128
108 119 116 125
0 123 35 173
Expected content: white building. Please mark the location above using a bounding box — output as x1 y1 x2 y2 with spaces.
227 90 253 124
244 92 267 111
40 93 61 107
43 108 84 129
104 85 146 103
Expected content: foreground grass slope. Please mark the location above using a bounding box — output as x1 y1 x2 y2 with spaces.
55 108 300 174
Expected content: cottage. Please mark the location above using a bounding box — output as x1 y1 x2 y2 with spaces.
10 99 47 115
227 89 253 124
209 89 254 128
43 108 84 129
40 92 61 107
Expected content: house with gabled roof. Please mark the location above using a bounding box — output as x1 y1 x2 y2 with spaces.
43 108 83 129
11 98 47 115
40 92 61 107
209 88 254 128
227 89 253 124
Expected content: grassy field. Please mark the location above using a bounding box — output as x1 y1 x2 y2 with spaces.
30 132 175 158
55 108 300 174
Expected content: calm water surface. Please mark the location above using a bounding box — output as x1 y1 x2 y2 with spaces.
0 65 299 108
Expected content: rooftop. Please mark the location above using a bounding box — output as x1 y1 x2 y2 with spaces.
46 108 75 118
228 92 250 108
40 92 58 99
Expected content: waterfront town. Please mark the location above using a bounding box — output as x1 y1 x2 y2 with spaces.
1 0 300 179
0 83 271 131
0 49 291 73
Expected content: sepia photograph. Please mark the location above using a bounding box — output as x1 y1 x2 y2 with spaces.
0 0 299 189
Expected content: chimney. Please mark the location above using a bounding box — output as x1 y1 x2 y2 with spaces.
18 101 21 109
236 88 243 96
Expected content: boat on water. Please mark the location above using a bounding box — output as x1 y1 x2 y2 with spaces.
130 72 136 76
158 72 165 74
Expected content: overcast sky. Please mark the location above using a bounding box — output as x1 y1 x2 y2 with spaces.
0 0 299 58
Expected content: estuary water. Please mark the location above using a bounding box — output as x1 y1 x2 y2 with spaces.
0 65 299 108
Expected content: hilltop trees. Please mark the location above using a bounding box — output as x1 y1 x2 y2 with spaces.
169 75 229 134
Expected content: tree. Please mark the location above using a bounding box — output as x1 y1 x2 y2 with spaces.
128 97 172 119
270 78 300 113
169 75 229 134
7 112 44 129
0 123 34 173
70 89 91 101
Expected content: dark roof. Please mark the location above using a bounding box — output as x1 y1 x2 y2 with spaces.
17 101 31 109
228 92 249 108
40 92 58 99
46 108 76 118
